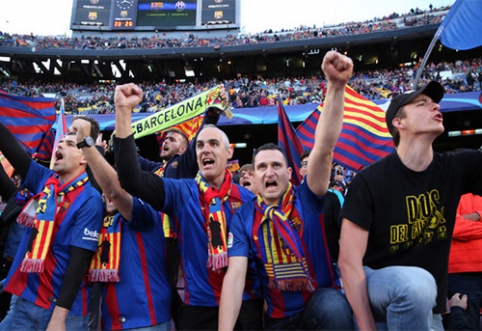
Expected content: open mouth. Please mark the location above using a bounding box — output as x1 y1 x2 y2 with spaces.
55 151 64 161
241 180 251 188
203 158 214 167
265 181 277 189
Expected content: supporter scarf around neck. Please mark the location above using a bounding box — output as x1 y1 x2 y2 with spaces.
89 214 122 282
254 183 315 292
196 170 232 271
17 172 89 273
153 164 165 177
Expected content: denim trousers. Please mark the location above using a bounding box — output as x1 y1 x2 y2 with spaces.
8 297 89 331
123 321 171 331
448 272 482 331
264 287 354 330
364 265 438 331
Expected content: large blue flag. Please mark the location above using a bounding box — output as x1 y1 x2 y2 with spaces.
439 0 482 50
0 92 56 156
277 96 303 186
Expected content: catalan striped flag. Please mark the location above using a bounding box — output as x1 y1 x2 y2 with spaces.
0 92 56 156
296 86 395 172
33 129 55 163
277 96 303 186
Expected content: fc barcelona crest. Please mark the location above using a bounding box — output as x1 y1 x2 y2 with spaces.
214 11 223 19
88 12 98 20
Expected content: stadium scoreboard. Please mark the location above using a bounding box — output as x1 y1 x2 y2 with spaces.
71 0 239 31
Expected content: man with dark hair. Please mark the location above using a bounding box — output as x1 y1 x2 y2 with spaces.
219 51 354 331
72 118 172 331
112 86 262 331
0 117 104 330
339 81 482 330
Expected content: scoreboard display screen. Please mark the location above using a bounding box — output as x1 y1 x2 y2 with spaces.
112 0 139 30
201 0 236 25
72 0 112 28
136 0 197 27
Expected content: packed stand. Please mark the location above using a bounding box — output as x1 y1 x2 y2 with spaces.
0 5 448 51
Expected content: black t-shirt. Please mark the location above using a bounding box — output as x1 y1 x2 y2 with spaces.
341 150 482 313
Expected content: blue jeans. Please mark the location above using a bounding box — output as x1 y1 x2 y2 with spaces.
364 266 437 331
126 321 171 331
448 272 482 330
264 287 354 330
10 297 89 331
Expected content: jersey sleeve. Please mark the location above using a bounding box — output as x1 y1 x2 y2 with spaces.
23 161 54 194
127 197 161 232
298 177 325 216
228 207 250 258
70 191 104 251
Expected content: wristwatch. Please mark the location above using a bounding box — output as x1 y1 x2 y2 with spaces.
76 136 95 149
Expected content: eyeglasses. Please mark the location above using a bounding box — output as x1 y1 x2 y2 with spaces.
300 161 308 168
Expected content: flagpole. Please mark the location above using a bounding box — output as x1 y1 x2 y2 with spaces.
412 0 464 89
49 98 65 170
412 27 445 90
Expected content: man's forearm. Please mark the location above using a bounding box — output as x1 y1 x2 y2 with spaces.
46 306 69 331
114 135 166 211
56 247 94 310
115 107 133 138
218 275 245 331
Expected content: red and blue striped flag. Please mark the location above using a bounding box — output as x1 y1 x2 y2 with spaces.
0 92 56 156
296 86 395 172
277 96 303 186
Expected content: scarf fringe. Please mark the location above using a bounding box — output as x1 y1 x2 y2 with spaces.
17 198 38 227
17 212 35 227
207 252 228 271
89 269 121 283
20 258 45 273
268 278 315 292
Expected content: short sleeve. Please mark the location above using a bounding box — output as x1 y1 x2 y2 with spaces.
227 208 250 258
70 192 104 251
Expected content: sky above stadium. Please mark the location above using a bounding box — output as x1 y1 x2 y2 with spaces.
0 0 455 36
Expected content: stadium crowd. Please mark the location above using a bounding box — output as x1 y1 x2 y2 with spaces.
0 5 449 50
2 1 482 330
0 56 481 115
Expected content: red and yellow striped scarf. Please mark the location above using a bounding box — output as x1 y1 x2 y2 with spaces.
18 172 89 273
196 170 232 271
153 164 165 177
89 214 122 282
153 164 176 238
254 183 315 292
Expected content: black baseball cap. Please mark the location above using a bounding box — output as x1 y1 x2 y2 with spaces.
385 81 445 134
